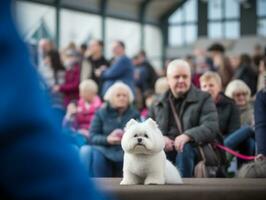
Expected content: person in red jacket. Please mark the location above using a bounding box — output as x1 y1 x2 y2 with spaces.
53 49 81 107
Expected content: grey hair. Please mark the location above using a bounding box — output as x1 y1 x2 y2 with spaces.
225 79 251 100
166 59 191 77
103 82 134 104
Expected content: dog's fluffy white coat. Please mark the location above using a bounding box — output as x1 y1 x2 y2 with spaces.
120 118 182 185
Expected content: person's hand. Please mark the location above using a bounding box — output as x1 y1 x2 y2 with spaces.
255 154 266 161
164 136 174 152
95 67 105 77
66 103 77 116
213 54 223 66
107 134 121 145
53 85 60 93
78 129 89 137
174 134 191 152
84 49 92 58
107 129 123 145
111 128 124 139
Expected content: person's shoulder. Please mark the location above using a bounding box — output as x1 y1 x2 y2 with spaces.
119 55 131 63
95 103 108 116
152 92 168 107
191 86 210 99
219 92 235 105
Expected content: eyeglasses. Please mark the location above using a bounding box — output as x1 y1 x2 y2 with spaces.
233 92 247 97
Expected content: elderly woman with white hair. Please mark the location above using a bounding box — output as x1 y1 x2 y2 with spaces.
224 79 255 167
85 82 140 177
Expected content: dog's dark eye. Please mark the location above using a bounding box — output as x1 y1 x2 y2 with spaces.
144 134 148 138
134 134 138 137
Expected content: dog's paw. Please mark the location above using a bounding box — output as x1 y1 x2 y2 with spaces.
144 178 164 185
120 179 137 185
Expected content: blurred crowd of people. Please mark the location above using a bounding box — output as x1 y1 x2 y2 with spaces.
35 37 266 178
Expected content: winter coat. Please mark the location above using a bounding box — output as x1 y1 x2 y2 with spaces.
89 103 140 161
149 86 220 144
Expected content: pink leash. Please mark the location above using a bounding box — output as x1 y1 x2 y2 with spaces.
214 143 256 161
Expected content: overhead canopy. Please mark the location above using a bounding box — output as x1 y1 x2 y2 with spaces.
17 0 184 25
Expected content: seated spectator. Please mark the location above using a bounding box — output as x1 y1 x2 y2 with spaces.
63 79 102 143
140 77 169 121
225 80 255 167
140 90 155 121
237 160 266 178
53 49 81 107
86 82 140 177
149 59 220 177
200 71 240 137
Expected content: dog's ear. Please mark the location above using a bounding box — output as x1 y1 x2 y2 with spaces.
125 119 138 130
146 118 158 129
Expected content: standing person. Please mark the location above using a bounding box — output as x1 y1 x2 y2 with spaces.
42 49 65 120
149 59 220 177
97 41 135 97
207 43 233 89
37 38 54 69
138 50 158 91
0 1 108 199
257 56 266 91
81 40 109 89
233 54 257 96
53 49 81 107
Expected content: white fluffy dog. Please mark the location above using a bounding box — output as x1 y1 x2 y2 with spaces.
120 118 183 185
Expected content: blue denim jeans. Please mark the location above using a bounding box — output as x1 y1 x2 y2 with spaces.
80 145 93 176
88 147 123 177
62 128 88 148
225 126 255 155
166 143 196 177
224 126 255 167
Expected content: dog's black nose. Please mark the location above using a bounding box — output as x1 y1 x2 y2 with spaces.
137 138 142 143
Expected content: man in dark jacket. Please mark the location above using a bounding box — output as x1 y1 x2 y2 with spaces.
149 59 220 177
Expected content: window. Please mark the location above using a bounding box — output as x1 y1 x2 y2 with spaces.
208 0 240 39
168 0 197 47
257 0 266 36
106 18 141 58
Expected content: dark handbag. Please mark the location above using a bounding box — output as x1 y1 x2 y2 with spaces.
195 144 226 178
169 97 226 178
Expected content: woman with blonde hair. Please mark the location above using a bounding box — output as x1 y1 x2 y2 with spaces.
200 71 240 137
224 79 255 167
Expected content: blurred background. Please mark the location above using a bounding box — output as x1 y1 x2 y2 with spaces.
14 0 266 72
